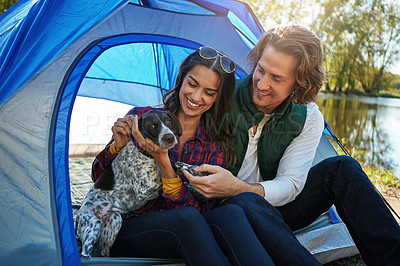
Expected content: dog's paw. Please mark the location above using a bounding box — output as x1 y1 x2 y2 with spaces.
80 252 91 259
173 162 208 203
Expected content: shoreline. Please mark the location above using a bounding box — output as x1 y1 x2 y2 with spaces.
69 144 104 157
319 89 400 99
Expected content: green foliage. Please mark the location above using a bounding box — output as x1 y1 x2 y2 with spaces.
364 167 400 188
1 0 19 15
391 74 400 90
326 136 400 188
244 0 320 26
243 0 400 94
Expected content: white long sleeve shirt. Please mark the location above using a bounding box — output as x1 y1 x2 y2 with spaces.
237 102 324 206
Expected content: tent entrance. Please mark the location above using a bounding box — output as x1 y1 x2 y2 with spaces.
52 34 247 263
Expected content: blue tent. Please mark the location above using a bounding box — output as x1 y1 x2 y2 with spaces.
0 0 358 265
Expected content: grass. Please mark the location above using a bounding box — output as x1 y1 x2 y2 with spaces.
350 149 400 188
377 90 400 98
331 141 400 189
320 87 400 98
364 167 400 188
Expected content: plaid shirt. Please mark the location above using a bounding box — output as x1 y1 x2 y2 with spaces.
91 106 226 216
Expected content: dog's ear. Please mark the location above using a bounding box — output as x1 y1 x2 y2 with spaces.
138 111 158 143
138 115 144 136
167 110 182 137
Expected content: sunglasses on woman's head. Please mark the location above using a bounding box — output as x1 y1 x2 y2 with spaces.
198 46 236 74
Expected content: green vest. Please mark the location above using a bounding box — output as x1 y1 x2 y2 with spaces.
228 75 307 181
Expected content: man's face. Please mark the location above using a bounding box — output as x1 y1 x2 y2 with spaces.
251 46 297 114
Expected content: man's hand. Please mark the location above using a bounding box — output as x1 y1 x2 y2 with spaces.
182 164 265 199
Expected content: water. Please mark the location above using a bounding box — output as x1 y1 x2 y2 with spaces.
69 157 94 207
316 93 400 178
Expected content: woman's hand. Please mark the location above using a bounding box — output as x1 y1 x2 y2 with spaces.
183 164 265 198
111 114 135 152
130 115 169 158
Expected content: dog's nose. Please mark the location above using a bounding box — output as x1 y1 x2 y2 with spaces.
162 133 175 143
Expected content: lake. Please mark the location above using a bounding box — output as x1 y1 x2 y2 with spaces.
315 92 400 178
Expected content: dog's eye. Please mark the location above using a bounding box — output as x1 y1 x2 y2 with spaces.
165 118 171 124
149 124 156 129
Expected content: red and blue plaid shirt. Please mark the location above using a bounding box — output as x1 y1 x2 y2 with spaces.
91 106 226 216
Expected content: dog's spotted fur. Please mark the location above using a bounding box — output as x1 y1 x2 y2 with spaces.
75 110 181 258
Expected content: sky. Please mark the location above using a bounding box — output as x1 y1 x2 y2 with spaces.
390 62 400 75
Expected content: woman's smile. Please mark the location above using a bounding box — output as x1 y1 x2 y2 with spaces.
187 98 200 108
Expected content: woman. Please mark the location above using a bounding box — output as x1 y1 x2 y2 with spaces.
92 47 235 265
91 46 275 265
92 46 236 214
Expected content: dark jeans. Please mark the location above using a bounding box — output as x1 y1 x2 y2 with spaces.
279 155 400 265
203 204 275 265
110 206 275 265
224 156 400 266
110 207 230 266
110 156 400 265
217 194 321 265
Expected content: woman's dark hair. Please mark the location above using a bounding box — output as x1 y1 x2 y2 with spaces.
162 49 236 166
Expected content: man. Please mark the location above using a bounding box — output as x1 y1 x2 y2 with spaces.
184 25 400 265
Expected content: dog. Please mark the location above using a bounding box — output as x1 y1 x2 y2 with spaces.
75 109 182 258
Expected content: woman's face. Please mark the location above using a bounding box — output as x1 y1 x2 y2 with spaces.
178 64 220 118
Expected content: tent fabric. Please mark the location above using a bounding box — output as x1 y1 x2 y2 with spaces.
0 0 357 265
0 0 127 107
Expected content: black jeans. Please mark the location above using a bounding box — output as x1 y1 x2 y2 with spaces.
278 155 400 265
110 207 230 266
110 204 277 265
110 156 400 265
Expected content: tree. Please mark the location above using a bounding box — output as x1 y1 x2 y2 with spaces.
1 0 19 15
312 0 366 93
357 0 400 93
244 0 400 94
244 0 321 27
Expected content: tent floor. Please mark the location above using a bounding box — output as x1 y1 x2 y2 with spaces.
81 257 184 265
79 211 358 265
